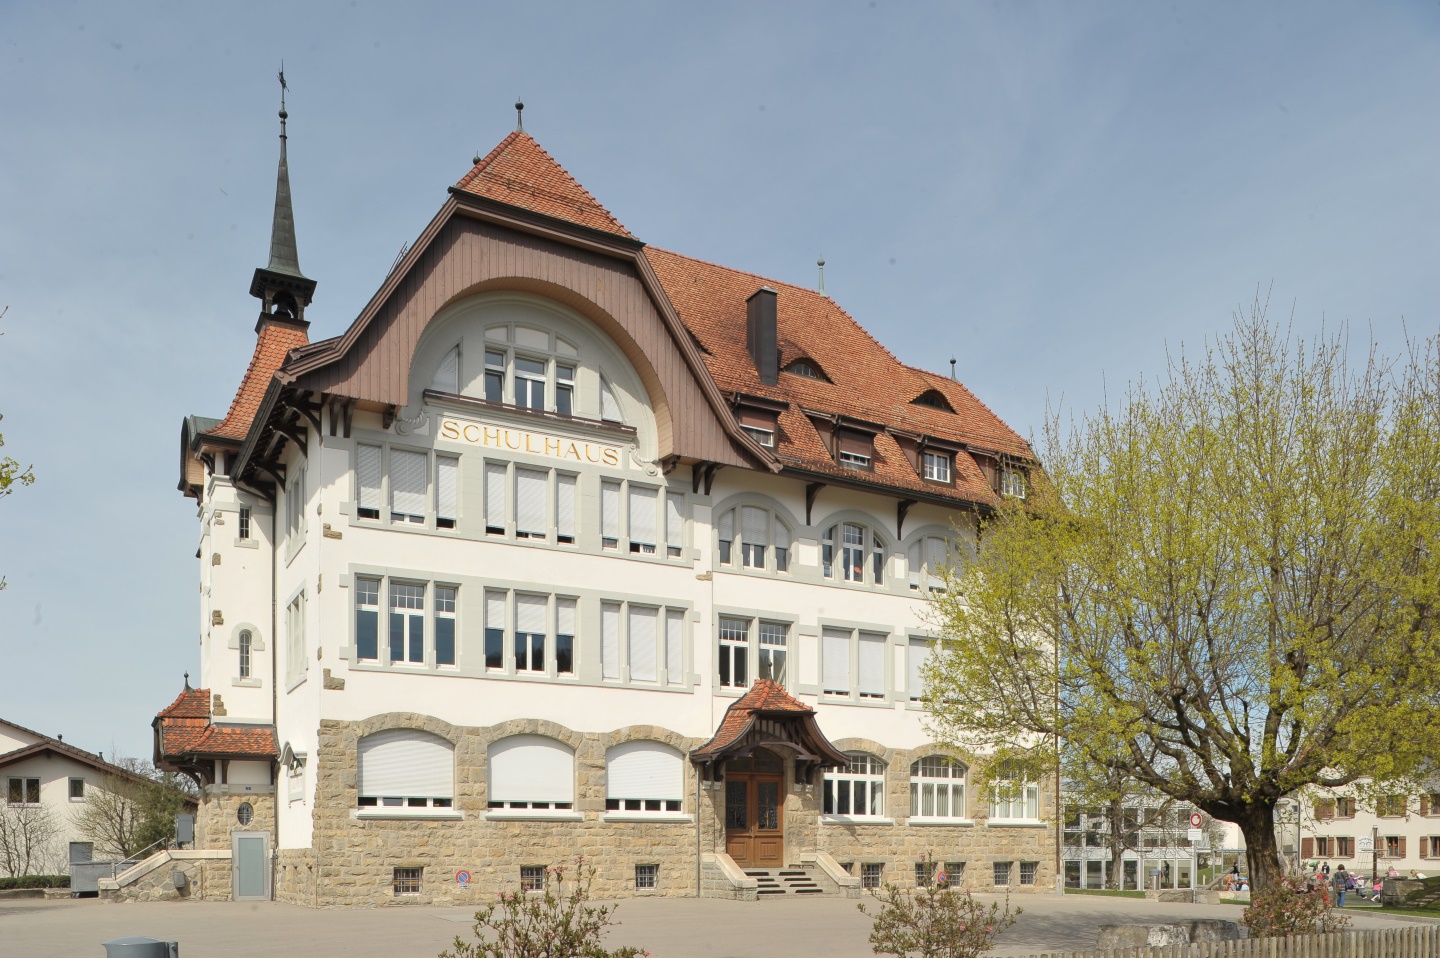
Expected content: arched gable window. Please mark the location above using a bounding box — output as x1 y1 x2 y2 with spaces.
822 521 885 584
717 505 792 573
907 535 958 592
430 344 460 393
357 729 454 810
488 735 575 811
823 752 886 818
911 389 955 412
481 324 580 415
783 358 830 382
605 741 684 814
910 756 967 820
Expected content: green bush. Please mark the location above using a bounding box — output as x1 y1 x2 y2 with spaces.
1243 876 1349 938
0 875 70 890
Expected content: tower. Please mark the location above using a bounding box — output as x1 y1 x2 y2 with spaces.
247 71 316 329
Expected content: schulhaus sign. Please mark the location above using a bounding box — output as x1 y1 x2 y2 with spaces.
439 417 624 467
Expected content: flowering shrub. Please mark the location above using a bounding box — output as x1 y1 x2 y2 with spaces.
859 856 1020 958
439 858 648 958
1242 876 1351 938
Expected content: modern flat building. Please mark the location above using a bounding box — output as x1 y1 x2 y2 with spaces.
150 101 1053 905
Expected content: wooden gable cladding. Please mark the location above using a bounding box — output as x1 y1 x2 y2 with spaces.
288 209 756 468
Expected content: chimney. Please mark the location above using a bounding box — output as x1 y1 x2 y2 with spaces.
746 287 778 386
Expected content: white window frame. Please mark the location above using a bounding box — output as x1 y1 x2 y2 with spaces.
238 507 251 540
355 577 381 662
823 522 885 585
719 505 792 574
922 451 952 483
238 629 252 679
989 771 1041 822
357 729 455 813
718 617 749 690
68 777 86 802
487 735 576 815
910 756 969 822
604 741 685 817
286 592 306 685
6 777 40 806
434 585 457 667
388 581 427 666
823 753 887 821
480 330 585 417
1001 466 1028 499
757 622 788 685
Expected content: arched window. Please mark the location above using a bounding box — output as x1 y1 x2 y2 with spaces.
488 735 575 811
430 344 460 393
907 535 957 592
989 766 1040 821
783 358 829 382
481 324 580 415
910 756 967 820
823 522 885 584
357 729 454 810
824 752 886 818
605 741 684 814
238 630 252 679
911 389 954 412
717 505 792 573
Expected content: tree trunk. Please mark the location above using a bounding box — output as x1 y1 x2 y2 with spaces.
1108 799 1125 889
1235 802 1286 892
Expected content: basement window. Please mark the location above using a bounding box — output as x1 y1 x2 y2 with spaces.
393 867 422 895
861 863 883 889
520 866 546 891
635 864 658 889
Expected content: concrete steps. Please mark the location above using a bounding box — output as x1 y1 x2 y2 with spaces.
744 868 826 896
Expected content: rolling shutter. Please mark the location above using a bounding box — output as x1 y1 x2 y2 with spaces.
629 607 658 682
357 444 382 511
908 638 931 699
488 736 574 804
556 597 576 636
556 474 576 539
606 742 682 801
925 537 948 586
822 629 851 693
666 609 683 685
515 469 547 536
601 603 620 680
436 457 458 522
907 543 921 589
600 378 623 422
858 632 886 697
666 494 684 550
391 450 427 516
485 462 506 530
516 595 547 635
741 506 767 545
628 486 657 545
358 729 454 799
774 519 790 552
486 591 507 631
431 345 459 393
601 481 620 540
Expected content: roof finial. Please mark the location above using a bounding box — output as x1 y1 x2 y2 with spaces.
264 66 305 279
278 62 287 131
949 357 957 381
515 99 525 133
183 671 191 689
817 258 827 297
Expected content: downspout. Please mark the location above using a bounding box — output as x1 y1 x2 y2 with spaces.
270 471 280 901
694 764 702 897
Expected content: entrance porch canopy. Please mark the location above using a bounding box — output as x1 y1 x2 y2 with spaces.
690 680 849 784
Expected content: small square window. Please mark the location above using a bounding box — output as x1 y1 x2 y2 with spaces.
1019 862 1037 886
521 865 546 891
941 862 965 888
741 425 775 448
393 867 422 895
923 451 951 483
993 861 1013 886
861 863 883 889
69 778 85 802
635 864 658 889
914 862 932 887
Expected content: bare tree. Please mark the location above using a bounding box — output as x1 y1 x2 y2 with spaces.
76 758 193 860
0 804 61 877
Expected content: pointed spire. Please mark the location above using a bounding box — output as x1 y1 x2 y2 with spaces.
266 66 305 278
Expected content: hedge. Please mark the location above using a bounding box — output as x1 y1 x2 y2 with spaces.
0 875 70 889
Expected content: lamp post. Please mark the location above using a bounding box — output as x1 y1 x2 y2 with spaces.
1372 824 1379 885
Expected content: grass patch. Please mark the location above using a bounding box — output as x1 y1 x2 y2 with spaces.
1063 888 1147 899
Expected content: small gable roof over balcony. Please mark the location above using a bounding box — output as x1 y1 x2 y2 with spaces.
691 680 848 782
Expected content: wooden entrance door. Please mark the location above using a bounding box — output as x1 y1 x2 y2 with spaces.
724 750 784 867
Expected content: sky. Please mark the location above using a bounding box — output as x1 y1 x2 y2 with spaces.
1 1 1436 762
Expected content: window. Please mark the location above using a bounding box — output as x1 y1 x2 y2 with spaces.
6 777 40 805
823 523 884 584
1019 862 1038 885
431 344 459 393
285 466 307 541
357 729 455 810
436 456 458 529
627 606 659 682
758 622 787 684
480 331 589 417
665 609 684 686
861 863 883 889
515 356 546 409
635 864 658 889
1337 836 1354 858
1427 837 1440 859
557 598 577 676
389 583 426 664
485 462 507 535
68 778 85 802
858 632 886 699
356 578 380 661
912 389 954 412
719 618 748 689
785 359 826 381
993 862 1013 886
390 450 427 524
907 638 933 701
488 736 574 810
434 586 456 666
287 759 305 802
741 424 775 447
628 486 658 554
485 591 506 670
515 468 547 538
393 867 422 896
822 628 887 699
940 862 965 888
1000 466 1027 499
600 377 623 423
910 757 967 820
665 493 684 557
601 480 620 549
601 602 621 680
605 741 684 814
1314 798 1336 820
922 451 951 483
236 802 254 825
915 862 932 887
990 769 1041 821
513 594 547 673
908 536 958 592
835 428 875 471
286 592 306 682
238 507 251 539
717 505 792 573
1384 836 1404 859
839 450 871 469
555 364 575 416
484 349 506 402
824 753 886 818
1314 837 1332 857
1425 793 1440 816
1336 797 1355 818
520 866 546 891
239 629 252 678
557 474 577 544
1379 794 1407 817
357 444 382 520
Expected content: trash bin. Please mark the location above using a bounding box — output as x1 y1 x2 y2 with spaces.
101 936 179 958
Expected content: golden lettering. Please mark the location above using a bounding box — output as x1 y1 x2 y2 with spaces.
484 427 502 446
504 430 522 450
441 420 461 441
601 447 621 467
525 433 541 454
462 423 480 443
545 438 561 457
564 442 582 461
584 444 601 463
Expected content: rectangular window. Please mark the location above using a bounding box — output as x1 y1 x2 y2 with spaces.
435 456 458 529
842 524 865 582
1315 837 1332 857
357 444 382 520
628 606 658 683
390 583 426 664
287 593 306 682
993 862 1013 886
741 423 775 447
628 486 657 554
238 507 251 539
601 481 620 549
286 466 307 540
1019 862 1037 886
434 586 456 666
719 618 748 689
941 862 965 888
393 867 422 896
1337 837 1354 858
914 862 932 887
839 450 871 469
556 598 576 675
485 462 507 535
356 577 380 661
923 451 951 483
239 629 252 678
69 778 85 802
822 628 851 696
484 349 506 402
601 602 621 680
1428 837 1440 859
1336 797 1355 818
635 864 658 889
1001 467 1027 499
485 591 506 670
740 505 767 568
390 450 427 524
665 609 684 686
908 638 932 702
861 863 883 890
1385 836 1403 858
555 364 575 416
514 594 547 673
7 777 40 805
515 356 546 409
758 622 787 684
857 632 886 699
556 474 577 544
665 493 684 558
718 508 734 565
515 468 548 539
520 866 546 892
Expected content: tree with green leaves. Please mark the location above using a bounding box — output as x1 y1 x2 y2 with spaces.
924 303 1440 892
1 306 36 592
76 757 195 860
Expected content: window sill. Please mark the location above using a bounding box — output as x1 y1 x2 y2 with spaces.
986 819 1047 828
601 813 694 824
484 810 584 822
821 815 895 826
232 677 262 688
353 809 464 821
234 538 259 550
909 818 976 827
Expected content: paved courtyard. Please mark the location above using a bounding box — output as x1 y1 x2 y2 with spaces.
1 894 1433 958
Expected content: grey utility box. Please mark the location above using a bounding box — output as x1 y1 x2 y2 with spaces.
102 937 179 958
71 861 118 896
175 814 195 846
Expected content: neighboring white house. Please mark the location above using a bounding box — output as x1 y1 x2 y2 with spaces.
1301 781 1440 877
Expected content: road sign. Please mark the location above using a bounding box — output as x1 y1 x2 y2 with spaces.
1357 838 1374 854
1188 828 1204 842
455 870 471 886
1190 812 1204 828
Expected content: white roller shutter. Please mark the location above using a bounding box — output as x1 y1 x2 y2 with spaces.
858 632 886 697
356 444 382 511
601 481 620 540
606 741 682 801
665 609 683 685
488 736 574 804
556 474 576 539
515 468 547 536
718 509 734 543
628 486 657 545
925 537 948 588
601 603 620 680
741 505 767 545
436 456 458 522
431 345 459 393
628 607 658 682
516 594 547 634
485 462 506 530
908 638 931 699
358 729 454 799
822 629 851 693
391 450 427 516
486 590 507 631
775 518 791 552
908 543 922 589
600 378 622 422
556 597 576 636
666 494 684 550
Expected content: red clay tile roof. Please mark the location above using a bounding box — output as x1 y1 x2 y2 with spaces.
644 246 1034 507
692 679 813 758
206 322 309 441
154 685 277 759
454 132 630 238
156 686 211 719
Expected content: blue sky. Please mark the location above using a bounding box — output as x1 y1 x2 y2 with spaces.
1 2 1436 761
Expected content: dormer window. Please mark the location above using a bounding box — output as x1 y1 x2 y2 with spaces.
734 397 785 450
783 358 830 382
835 429 875 471
1001 466 1028 499
922 451 951 483
742 424 775 448
912 390 954 412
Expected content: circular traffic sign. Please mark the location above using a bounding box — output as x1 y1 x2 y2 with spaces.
456 870 471 886
1190 812 1204 828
